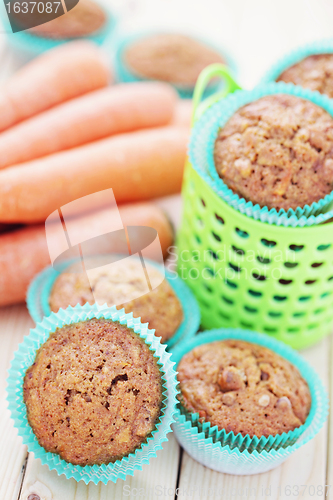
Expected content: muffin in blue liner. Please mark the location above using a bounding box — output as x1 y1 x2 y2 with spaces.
171 329 328 475
6 303 178 484
26 257 200 350
189 81 333 227
261 39 333 87
0 2 116 58
113 31 237 99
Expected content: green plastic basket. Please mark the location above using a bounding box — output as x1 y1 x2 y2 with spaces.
177 65 333 350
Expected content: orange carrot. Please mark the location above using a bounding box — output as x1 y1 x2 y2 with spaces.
0 82 177 169
0 223 21 234
0 126 189 223
171 99 192 128
0 202 174 306
0 40 110 133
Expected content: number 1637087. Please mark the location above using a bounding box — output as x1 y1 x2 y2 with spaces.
277 485 331 496
6 2 61 14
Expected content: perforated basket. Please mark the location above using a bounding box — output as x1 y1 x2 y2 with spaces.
176 66 333 350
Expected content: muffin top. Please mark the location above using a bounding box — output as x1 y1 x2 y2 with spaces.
214 94 333 211
177 339 311 438
23 318 163 466
49 259 183 343
123 33 225 86
13 0 106 39
277 54 333 98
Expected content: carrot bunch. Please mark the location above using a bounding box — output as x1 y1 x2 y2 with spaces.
0 40 190 305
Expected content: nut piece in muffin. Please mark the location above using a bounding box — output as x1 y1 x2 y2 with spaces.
277 54 333 98
12 0 106 39
177 339 311 438
49 259 183 343
214 94 333 211
23 318 163 466
123 33 225 87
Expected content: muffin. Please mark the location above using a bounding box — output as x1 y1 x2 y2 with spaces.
214 94 333 211
12 0 106 39
123 33 225 87
49 259 183 343
177 339 311 438
23 318 163 466
277 54 333 98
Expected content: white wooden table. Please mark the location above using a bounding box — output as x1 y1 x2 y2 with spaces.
1 0 333 497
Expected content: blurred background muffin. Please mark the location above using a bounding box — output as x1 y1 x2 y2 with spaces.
12 0 107 39
214 93 333 211
123 33 226 87
49 258 183 343
277 54 333 98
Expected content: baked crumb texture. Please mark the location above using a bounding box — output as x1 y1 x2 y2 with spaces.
277 54 333 98
23 319 163 466
177 339 311 438
49 261 183 343
214 94 333 211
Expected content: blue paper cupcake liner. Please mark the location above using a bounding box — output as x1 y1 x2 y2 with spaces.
189 81 333 227
0 3 116 58
26 256 201 350
261 38 333 85
171 329 328 474
6 303 178 484
113 31 237 99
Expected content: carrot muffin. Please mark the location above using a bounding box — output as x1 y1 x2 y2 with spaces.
49 259 183 343
123 33 225 86
214 94 333 211
277 54 333 98
23 318 163 465
12 0 106 39
177 339 311 438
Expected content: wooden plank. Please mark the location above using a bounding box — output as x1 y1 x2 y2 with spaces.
326 334 333 500
177 337 330 500
0 306 34 500
19 434 180 500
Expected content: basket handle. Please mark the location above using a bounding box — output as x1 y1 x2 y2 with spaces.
192 63 242 124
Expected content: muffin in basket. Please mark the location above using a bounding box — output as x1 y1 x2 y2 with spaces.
214 93 333 211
